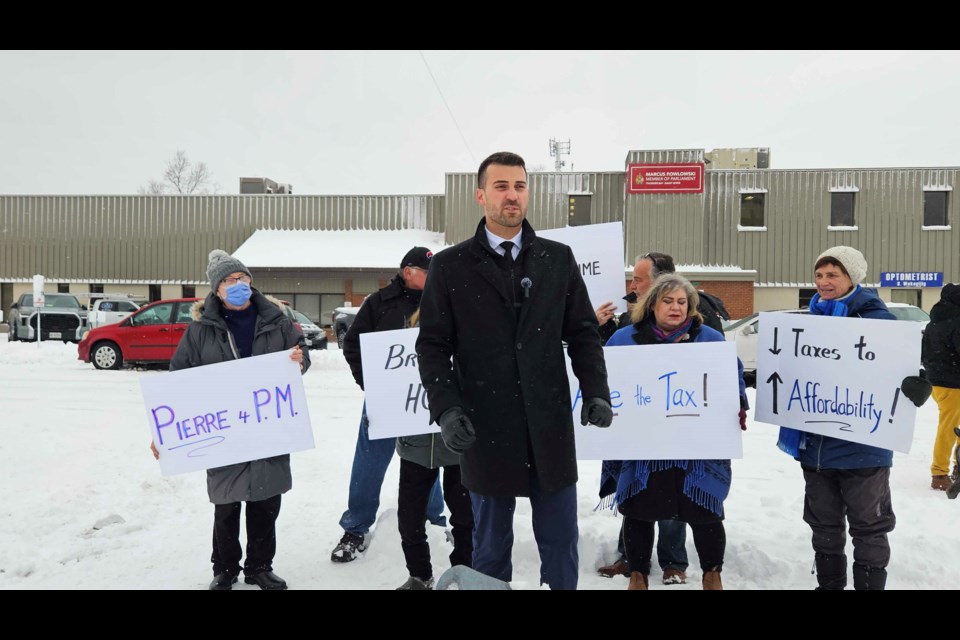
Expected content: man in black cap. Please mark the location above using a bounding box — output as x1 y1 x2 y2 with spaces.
330 246 446 563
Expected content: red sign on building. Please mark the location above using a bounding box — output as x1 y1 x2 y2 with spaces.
627 163 704 194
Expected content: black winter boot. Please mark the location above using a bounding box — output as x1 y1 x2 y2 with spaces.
814 553 847 590
852 563 887 590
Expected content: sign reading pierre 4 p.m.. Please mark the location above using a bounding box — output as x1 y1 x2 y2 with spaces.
880 272 943 288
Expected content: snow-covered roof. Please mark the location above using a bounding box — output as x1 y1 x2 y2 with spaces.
233 229 448 269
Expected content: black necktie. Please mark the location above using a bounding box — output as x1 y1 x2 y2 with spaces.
499 241 515 268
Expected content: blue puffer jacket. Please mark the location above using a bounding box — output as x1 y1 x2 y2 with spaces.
780 287 896 469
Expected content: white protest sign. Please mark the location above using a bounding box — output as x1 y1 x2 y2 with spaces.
539 222 627 314
572 341 742 460
32 274 45 308
361 327 438 440
141 350 315 476
755 312 922 453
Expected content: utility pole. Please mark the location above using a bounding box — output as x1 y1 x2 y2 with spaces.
549 138 571 171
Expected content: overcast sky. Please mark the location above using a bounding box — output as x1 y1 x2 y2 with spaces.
2 50 959 196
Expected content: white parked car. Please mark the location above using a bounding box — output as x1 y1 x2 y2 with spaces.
88 298 142 330
724 303 929 387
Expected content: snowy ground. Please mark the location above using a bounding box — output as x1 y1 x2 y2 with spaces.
1 335 958 590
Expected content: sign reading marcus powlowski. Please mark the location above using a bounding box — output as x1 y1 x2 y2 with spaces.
755 313 922 453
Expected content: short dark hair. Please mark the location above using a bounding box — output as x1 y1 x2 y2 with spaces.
478 152 527 188
637 252 676 278
814 256 849 277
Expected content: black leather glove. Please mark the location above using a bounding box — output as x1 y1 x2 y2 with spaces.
438 407 476 454
901 369 933 407
581 397 613 428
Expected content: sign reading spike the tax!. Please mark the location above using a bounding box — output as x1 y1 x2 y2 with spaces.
755 312 923 453
141 351 315 476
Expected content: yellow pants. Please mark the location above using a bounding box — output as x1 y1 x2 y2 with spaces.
931 386 960 476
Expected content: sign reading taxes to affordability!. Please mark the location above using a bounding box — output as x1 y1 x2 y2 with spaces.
539 222 627 315
571 341 743 460
361 328 439 440
141 351 315 476
755 312 922 453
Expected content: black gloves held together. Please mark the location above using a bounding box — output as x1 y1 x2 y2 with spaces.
581 397 613 428
438 407 476 455
901 369 933 408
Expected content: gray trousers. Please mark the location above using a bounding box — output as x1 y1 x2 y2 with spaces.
802 466 896 572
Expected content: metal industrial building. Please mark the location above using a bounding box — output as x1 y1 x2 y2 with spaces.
2 147 956 327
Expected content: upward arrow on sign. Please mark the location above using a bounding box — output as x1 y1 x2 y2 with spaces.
767 371 783 414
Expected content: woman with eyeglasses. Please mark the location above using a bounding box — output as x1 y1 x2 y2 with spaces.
605 273 747 590
151 249 309 590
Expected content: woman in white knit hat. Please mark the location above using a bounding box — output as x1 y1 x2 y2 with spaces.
776 245 930 590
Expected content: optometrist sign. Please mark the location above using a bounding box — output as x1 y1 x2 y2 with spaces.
754 312 922 453
141 351 315 476
880 272 943 288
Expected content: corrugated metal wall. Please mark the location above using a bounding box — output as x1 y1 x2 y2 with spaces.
704 168 960 284
0 194 444 281
624 149 706 265
443 171 625 245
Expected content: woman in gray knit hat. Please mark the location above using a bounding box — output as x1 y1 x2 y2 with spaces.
151 249 310 590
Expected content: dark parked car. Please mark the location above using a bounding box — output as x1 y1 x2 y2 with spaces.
78 298 200 369
332 306 359 349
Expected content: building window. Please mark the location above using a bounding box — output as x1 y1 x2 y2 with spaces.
799 288 817 308
149 284 161 302
89 283 104 294
740 193 765 227
830 192 855 227
182 285 196 298
924 190 949 227
57 283 70 293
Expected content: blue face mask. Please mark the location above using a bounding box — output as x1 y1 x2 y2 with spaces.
224 281 252 306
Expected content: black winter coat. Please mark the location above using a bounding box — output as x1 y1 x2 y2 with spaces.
169 291 310 504
922 283 960 388
417 219 610 497
342 274 421 389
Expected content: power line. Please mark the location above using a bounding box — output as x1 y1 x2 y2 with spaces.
419 51 475 165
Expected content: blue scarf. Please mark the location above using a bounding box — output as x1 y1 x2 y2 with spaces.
778 285 862 456
611 458 732 517
808 285 861 317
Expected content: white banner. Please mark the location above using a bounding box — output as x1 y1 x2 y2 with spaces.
572 341 743 460
141 351 315 476
361 328 438 440
755 312 922 453
539 222 627 315
361 327 743 459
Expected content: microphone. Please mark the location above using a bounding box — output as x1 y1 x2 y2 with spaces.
520 277 533 299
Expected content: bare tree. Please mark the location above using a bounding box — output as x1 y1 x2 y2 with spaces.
139 150 219 194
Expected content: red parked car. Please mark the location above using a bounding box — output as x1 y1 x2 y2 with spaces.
78 298 200 370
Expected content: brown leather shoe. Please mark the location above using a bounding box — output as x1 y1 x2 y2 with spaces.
597 558 630 578
932 475 952 491
627 571 649 590
703 567 723 590
662 567 687 585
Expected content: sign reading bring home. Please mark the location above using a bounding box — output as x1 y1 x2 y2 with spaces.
141 351 315 476
361 328 439 440
539 222 627 315
755 313 922 453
